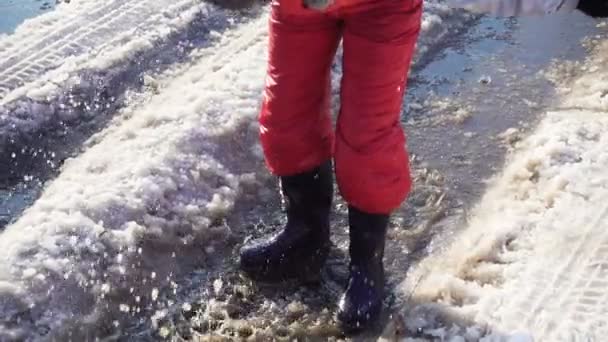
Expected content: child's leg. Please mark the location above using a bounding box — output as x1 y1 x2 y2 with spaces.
333 1 423 331
259 3 342 176
335 0 422 214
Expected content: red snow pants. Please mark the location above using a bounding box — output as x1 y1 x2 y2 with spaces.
259 0 422 214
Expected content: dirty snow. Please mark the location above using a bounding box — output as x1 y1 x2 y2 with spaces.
0 13 269 341
393 37 608 341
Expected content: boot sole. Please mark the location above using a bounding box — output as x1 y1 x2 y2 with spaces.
239 243 330 283
337 313 383 337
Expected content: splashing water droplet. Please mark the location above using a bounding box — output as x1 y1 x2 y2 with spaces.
213 278 223 295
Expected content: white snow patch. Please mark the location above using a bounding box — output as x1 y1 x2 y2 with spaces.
415 2 476 60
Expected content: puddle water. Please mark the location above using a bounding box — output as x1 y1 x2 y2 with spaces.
0 0 56 34
0 185 37 227
406 13 598 208
131 13 603 342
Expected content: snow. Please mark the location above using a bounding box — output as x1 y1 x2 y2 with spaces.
0 1 472 339
0 0 217 149
0 13 269 340
396 39 608 340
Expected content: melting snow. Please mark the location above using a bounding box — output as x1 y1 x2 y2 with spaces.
395 39 608 341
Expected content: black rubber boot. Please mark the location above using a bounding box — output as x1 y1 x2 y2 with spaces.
337 206 389 334
239 161 333 283
577 0 608 18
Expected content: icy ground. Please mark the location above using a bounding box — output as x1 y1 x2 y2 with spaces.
0 0 606 341
394 27 608 342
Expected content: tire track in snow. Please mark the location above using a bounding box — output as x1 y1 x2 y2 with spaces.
0 10 142 95
0 0 215 157
0 3 86 61
396 38 608 340
0 0 195 102
0 0 137 92
481 187 608 338
0 4 256 232
520 199 608 335
0 6 267 176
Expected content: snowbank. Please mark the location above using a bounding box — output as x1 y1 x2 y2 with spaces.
0 1 473 339
416 1 476 61
0 0 221 151
0 14 271 340
393 38 608 341
0 0 204 103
